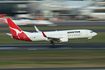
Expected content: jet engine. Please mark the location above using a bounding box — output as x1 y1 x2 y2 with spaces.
59 37 68 42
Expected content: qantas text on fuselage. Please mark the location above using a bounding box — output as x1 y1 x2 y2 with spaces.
6 18 97 45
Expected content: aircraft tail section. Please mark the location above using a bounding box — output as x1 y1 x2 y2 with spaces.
7 18 22 37
6 18 31 41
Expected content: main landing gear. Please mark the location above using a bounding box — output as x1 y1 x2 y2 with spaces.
50 40 55 45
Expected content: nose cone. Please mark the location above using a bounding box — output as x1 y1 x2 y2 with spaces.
94 32 97 36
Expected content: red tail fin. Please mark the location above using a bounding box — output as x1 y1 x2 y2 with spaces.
7 18 22 36
6 18 31 41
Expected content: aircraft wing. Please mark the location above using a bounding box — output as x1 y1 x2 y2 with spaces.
47 37 60 40
41 31 68 42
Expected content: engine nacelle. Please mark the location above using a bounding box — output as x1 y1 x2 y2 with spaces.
59 37 68 42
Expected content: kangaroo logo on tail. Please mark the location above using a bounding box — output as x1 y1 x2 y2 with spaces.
9 26 23 39
6 18 31 41
7 18 22 35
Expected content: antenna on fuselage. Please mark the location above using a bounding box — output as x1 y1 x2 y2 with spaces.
34 26 40 32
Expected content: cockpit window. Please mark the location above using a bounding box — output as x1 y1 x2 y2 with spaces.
90 30 93 33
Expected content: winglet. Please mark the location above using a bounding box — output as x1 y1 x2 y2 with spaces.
34 26 39 32
41 31 47 37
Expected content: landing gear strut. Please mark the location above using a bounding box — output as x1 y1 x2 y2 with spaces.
50 40 55 45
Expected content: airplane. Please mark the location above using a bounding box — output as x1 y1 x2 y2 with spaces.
0 14 54 25
6 18 97 45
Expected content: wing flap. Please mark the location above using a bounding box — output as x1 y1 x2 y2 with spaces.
47 37 61 40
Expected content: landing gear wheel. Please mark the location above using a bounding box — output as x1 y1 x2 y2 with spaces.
51 40 55 45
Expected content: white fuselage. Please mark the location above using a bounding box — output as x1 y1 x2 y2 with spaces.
24 29 97 42
6 18 97 45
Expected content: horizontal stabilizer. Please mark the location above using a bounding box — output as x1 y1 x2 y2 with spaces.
6 33 12 36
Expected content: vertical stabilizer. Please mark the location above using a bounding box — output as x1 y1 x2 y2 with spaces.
6 18 31 41
7 18 22 36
